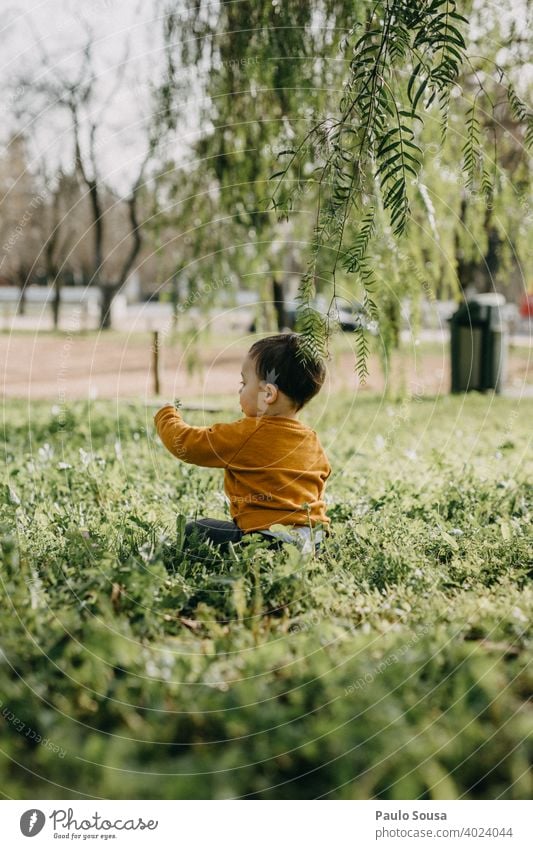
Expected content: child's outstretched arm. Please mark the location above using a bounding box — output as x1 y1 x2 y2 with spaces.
154 404 254 468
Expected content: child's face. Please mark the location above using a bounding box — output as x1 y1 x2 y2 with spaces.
239 353 266 417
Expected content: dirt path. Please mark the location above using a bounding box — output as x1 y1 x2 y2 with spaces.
0 331 530 402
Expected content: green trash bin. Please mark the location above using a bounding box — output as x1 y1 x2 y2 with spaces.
449 293 508 393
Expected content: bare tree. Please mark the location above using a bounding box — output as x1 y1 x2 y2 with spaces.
36 165 78 329
68 76 154 328
15 34 164 329
0 133 43 315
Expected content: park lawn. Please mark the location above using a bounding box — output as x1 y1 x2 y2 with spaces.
0 393 532 799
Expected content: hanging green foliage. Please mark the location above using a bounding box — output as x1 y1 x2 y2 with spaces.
271 0 471 372
159 0 533 379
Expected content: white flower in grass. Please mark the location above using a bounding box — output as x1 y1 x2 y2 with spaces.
79 448 93 467
38 443 54 462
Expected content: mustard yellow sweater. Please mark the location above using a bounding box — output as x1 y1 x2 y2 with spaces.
154 405 331 532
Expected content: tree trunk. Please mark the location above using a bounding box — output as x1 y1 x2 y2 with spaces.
272 277 287 331
171 271 180 333
17 275 28 316
99 284 118 330
51 277 62 329
455 197 476 298
385 300 401 349
481 224 500 293
455 195 501 297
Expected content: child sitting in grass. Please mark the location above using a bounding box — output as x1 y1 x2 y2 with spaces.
154 332 331 553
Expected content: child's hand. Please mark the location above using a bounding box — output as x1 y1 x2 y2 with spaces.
157 399 182 411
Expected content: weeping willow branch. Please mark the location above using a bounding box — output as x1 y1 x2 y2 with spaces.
270 0 470 376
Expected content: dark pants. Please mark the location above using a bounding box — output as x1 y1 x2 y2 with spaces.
184 518 284 552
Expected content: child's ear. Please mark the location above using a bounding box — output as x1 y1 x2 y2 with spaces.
264 383 279 405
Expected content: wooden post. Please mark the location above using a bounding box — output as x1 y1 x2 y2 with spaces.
152 330 160 396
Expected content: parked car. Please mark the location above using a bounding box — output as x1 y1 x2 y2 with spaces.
229 291 378 335
284 296 378 334
519 294 533 318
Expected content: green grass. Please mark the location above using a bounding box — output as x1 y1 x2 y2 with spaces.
1 393 532 799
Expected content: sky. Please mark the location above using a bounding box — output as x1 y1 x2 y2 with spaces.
0 0 201 190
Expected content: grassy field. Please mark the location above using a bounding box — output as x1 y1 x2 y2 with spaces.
1 393 532 799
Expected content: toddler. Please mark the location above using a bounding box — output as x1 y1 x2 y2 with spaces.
154 333 331 552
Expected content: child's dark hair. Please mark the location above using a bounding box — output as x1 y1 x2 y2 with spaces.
248 333 326 410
